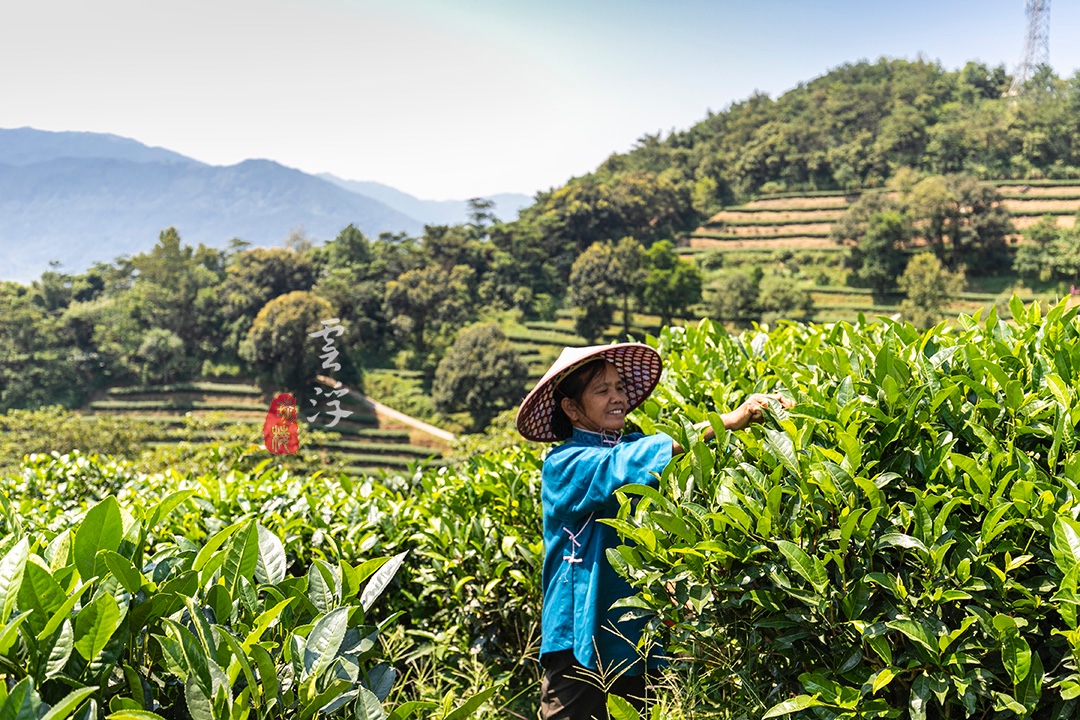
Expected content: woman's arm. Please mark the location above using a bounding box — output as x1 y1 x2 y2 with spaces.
671 393 793 455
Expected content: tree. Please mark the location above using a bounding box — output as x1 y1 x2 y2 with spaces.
384 264 476 373
910 174 1012 273
898 253 965 329
123 228 227 370
711 269 761 323
137 328 183 384
637 240 703 326
610 237 646 339
844 210 912 299
433 323 529 430
568 243 617 343
312 225 388 369
758 275 814 324
220 247 316 353
1013 215 1060 283
240 291 336 392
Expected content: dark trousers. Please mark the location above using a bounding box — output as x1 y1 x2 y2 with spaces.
538 650 649 720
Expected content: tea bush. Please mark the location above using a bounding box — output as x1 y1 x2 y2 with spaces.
4 445 543 718
610 299 1080 718
0 495 411 720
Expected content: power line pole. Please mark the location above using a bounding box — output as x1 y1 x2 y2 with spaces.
1009 0 1051 95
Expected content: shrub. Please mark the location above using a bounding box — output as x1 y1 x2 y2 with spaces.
612 299 1080 719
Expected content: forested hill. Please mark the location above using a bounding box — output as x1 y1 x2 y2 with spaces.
555 58 1080 213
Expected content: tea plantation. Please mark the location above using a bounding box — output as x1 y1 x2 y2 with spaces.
4 297 1080 718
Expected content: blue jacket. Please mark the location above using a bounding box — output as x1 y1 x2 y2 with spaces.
540 428 673 674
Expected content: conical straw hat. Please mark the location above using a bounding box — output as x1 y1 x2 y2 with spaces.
515 342 662 442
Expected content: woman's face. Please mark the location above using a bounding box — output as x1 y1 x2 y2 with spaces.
563 362 628 433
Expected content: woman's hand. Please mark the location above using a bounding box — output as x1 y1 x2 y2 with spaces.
721 393 794 431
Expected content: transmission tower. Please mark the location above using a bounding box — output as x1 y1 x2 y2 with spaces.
1009 0 1051 94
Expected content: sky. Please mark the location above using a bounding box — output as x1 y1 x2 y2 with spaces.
2 0 1079 201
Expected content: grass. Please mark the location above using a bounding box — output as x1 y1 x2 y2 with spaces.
692 231 833 240
106 382 262 396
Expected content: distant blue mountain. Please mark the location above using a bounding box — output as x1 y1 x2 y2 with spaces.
0 127 195 166
319 174 532 226
4 128 536 283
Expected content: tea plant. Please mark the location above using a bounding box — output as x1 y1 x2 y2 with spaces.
0 491 414 720
609 299 1080 718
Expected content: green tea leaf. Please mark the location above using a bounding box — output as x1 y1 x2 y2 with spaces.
359 552 408 612
909 673 930 720
352 687 386 720
606 695 640 720
1052 516 1080 574
762 695 823 718
0 537 29 625
102 551 144 594
43 619 74 678
73 593 121 661
73 497 123 582
775 540 828 595
223 522 259 597
0 614 30 656
763 428 801 479
303 607 348 680
39 686 98 720
192 522 244 573
254 524 286 586
0 678 43 720
307 562 337 615
106 713 169 720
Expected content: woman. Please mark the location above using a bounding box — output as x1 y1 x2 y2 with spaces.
516 342 790 719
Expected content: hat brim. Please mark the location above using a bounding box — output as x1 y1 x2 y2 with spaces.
515 342 662 442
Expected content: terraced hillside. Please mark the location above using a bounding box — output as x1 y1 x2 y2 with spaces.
86 380 446 475
687 180 1080 251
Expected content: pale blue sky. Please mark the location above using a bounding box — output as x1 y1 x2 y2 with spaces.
2 0 1077 200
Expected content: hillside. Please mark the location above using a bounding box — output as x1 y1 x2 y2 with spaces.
687 180 1080 250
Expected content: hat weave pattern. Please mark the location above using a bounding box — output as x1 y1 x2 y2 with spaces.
516 343 662 442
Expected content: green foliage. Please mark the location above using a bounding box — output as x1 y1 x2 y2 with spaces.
568 242 618 343
137 328 184 384
4 434 544 717
383 265 476 375
0 487 408 720
0 409 156 475
757 275 814 325
432 324 528 431
843 210 912 298
240 291 336 393
637 241 703 327
1013 214 1080 285
220 248 316 356
898 253 966 329
609 302 1080 718
710 269 761 323
599 58 1080 198
910 175 1013 274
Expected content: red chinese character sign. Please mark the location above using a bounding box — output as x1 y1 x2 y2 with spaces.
264 393 300 455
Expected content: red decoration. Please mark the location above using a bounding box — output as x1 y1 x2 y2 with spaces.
264 393 300 455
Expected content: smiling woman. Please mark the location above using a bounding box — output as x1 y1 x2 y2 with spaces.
515 342 790 719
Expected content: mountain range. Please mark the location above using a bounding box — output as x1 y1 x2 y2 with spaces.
0 128 532 283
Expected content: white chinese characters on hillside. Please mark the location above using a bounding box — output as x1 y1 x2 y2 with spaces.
307 318 354 428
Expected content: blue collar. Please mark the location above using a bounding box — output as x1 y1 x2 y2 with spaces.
570 427 622 447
